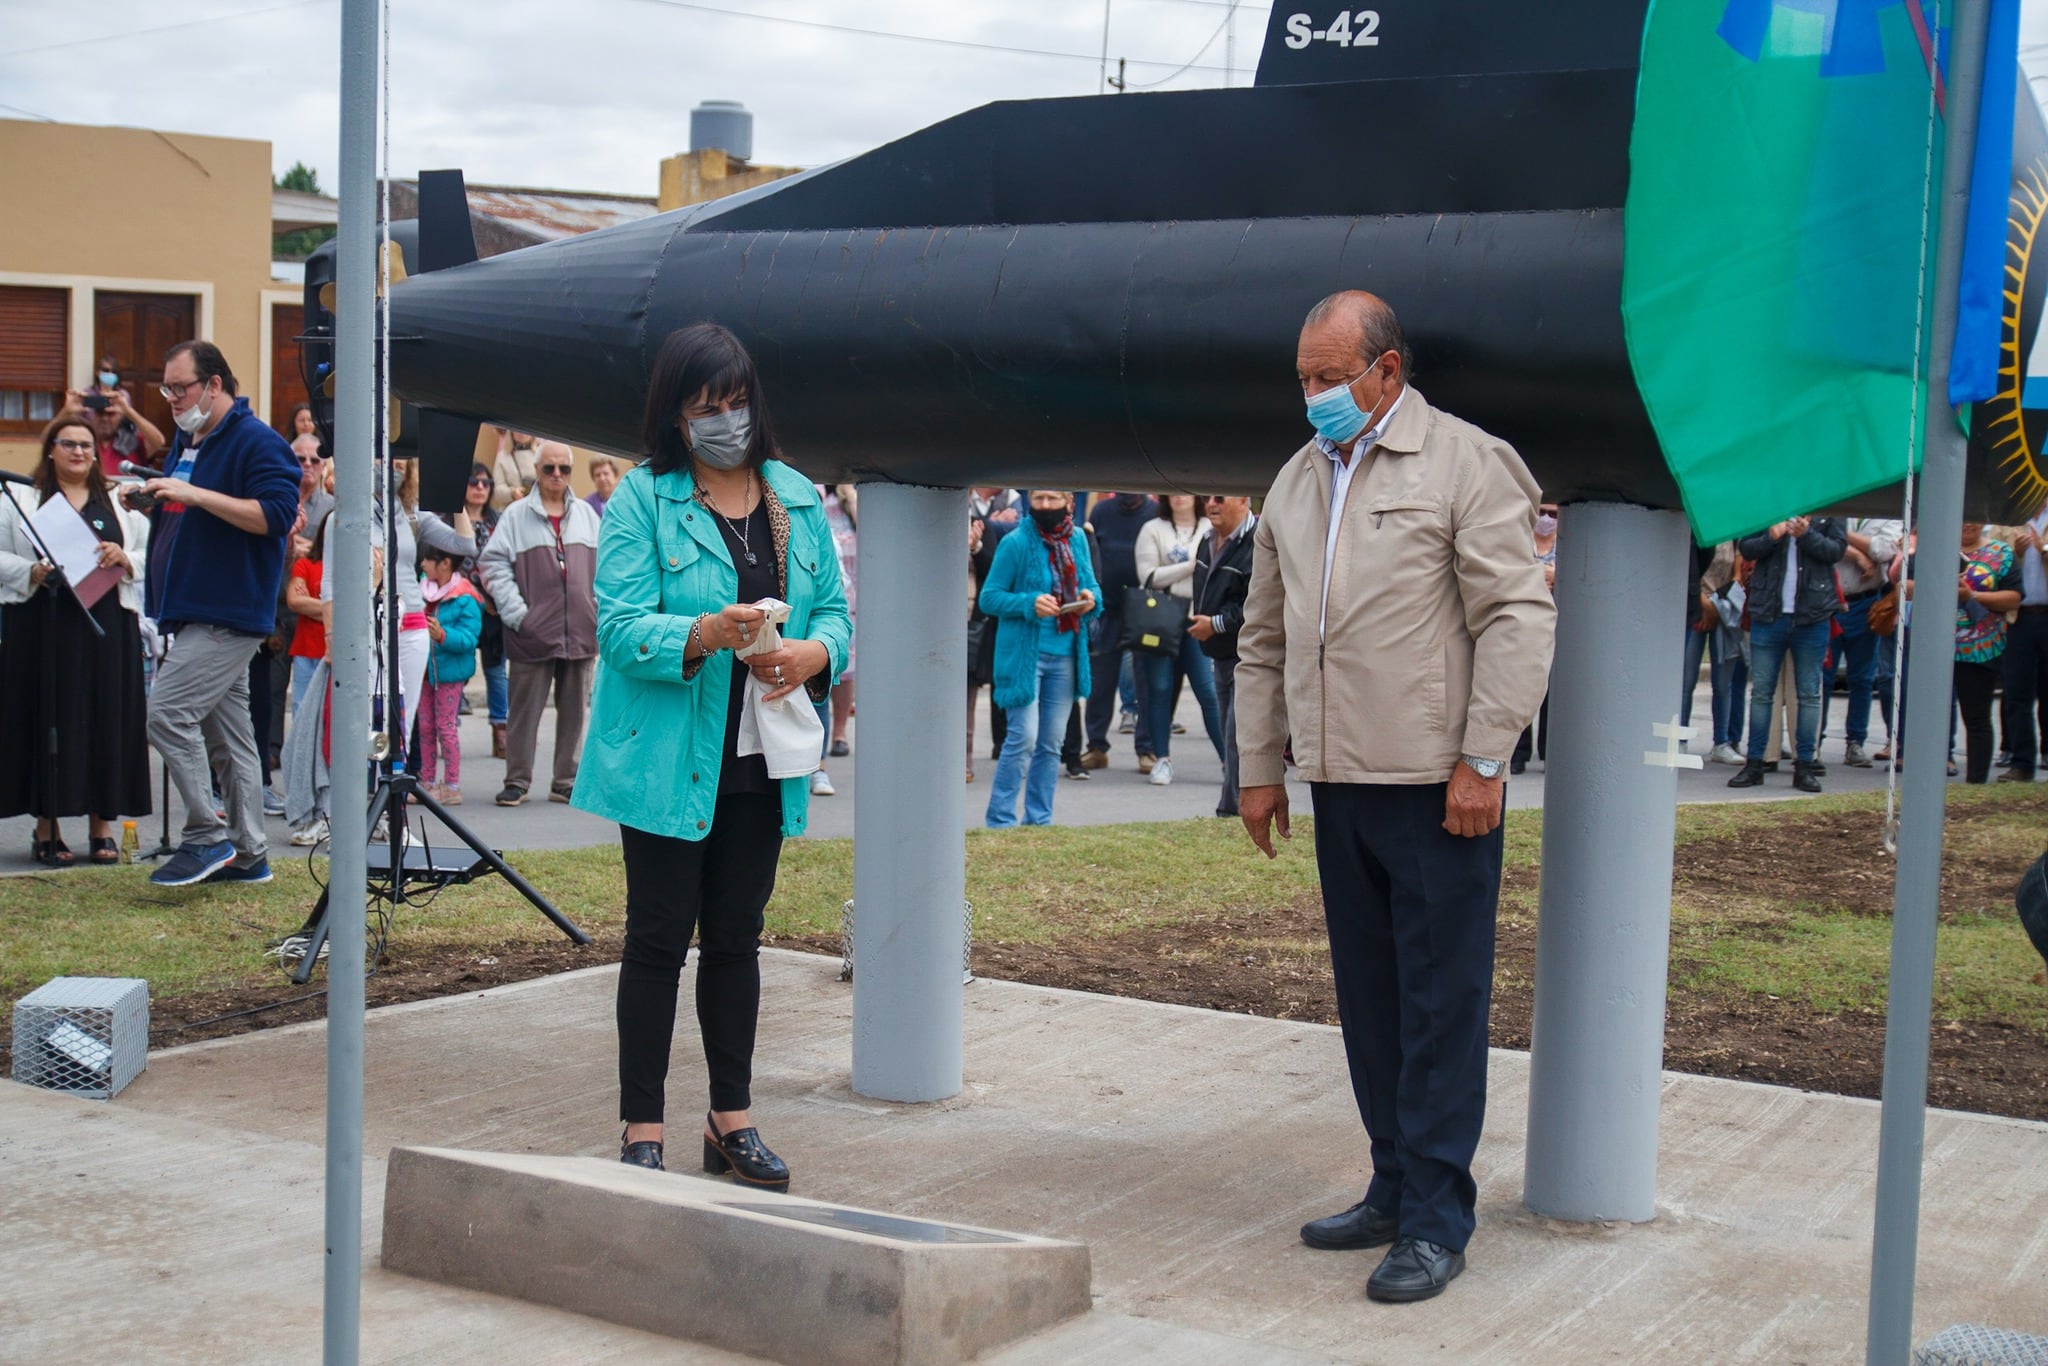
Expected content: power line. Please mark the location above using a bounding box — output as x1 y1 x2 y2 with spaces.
1124 4 1238 87
0 0 328 60
618 0 1238 75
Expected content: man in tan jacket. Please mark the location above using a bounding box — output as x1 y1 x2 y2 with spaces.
1236 292 1554 1303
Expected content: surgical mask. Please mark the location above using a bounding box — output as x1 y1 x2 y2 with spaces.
173 390 214 435
98 371 119 388
1031 505 1069 534
686 407 751 470
1304 368 1382 446
1535 513 1558 538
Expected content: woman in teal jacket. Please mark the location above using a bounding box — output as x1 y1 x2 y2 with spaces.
572 325 850 1189
979 490 1099 828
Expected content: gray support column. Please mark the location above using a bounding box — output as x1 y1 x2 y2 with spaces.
850 483 967 1102
1523 501 1692 1222
322 0 376 1360
1867 1 1987 1359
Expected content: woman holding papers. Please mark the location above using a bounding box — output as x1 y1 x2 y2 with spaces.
571 324 849 1188
0 418 152 865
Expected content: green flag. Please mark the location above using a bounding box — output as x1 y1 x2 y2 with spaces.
1623 0 1944 544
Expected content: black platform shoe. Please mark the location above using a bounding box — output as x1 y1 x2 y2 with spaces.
703 1111 791 1192
620 1128 664 1171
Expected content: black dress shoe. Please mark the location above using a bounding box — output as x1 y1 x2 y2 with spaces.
1366 1236 1465 1303
1300 1198 1399 1251
1727 759 1765 788
620 1132 664 1171
703 1111 791 1192
1792 760 1823 793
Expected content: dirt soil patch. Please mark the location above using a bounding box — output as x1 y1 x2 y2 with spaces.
120 795 2048 1123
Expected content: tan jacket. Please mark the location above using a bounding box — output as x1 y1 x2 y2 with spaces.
1236 387 1556 787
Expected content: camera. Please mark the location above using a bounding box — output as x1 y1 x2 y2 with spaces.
81 393 111 412
119 485 160 512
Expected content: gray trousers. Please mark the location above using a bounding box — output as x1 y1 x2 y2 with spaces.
1214 654 1241 817
505 656 594 796
147 623 266 861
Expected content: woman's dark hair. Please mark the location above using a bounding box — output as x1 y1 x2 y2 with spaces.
164 339 240 396
641 323 779 477
309 509 330 562
36 418 111 504
468 461 494 498
1154 493 1204 525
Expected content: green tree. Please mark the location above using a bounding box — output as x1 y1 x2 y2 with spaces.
272 161 335 261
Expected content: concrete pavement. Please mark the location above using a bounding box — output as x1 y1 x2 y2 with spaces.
3 951 2045 1363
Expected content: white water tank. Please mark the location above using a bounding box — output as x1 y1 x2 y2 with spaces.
690 100 754 161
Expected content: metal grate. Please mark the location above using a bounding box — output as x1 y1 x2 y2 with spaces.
839 900 974 985
11 977 149 1100
1916 1324 2048 1366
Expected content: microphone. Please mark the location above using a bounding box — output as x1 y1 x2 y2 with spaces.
0 468 35 486
120 460 164 479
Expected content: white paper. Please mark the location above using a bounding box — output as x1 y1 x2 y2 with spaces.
731 597 825 778
30 497 122 610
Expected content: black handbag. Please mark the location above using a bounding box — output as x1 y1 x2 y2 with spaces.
2019 849 2048 972
1119 585 1188 656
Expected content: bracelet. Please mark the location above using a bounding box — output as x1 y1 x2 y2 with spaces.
688 614 711 658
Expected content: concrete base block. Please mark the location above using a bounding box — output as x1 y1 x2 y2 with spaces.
380 1146 1091 1365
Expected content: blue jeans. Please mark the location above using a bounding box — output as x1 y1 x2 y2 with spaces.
987 652 1075 828
1837 596 1882 745
1746 617 1828 763
484 657 508 725
1144 635 1224 761
289 654 321 719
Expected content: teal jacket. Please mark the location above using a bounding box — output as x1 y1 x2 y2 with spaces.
571 460 852 841
977 521 1100 712
424 585 482 686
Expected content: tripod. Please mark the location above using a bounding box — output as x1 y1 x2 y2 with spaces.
279 447 589 984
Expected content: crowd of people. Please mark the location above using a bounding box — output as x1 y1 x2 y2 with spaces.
1 340 2041 873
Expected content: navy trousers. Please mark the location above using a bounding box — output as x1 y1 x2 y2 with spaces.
1310 780 1503 1252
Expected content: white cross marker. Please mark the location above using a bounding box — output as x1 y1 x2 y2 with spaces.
1646 716 1704 770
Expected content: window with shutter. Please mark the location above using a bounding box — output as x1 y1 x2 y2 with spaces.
0 286 70 436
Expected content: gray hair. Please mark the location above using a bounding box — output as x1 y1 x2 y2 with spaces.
1304 291 1414 382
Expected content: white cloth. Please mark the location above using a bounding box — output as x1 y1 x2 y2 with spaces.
1782 534 1799 615
2021 509 2048 606
1310 386 1407 637
733 596 826 779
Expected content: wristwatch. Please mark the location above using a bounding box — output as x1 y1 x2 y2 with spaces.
1461 755 1506 780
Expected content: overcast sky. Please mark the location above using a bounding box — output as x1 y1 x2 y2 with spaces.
0 0 1273 195
4 1 2048 198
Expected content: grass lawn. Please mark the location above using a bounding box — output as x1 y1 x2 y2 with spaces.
3 785 2043 1112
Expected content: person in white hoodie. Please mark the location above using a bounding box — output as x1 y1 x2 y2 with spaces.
1132 493 1226 788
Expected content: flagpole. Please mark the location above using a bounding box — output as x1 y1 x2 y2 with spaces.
1865 0 1990 1360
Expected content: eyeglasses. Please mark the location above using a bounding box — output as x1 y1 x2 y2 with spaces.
297 456 325 467
469 476 492 488
537 465 572 475
158 377 209 401
54 438 95 453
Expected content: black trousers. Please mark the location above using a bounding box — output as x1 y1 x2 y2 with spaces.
1955 659 2000 784
617 794 783 1123
1310 781 1503 1253
2004 609 2048 775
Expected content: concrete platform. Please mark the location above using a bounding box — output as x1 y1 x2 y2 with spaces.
4 952 2046 1363
382 1147 1090 1364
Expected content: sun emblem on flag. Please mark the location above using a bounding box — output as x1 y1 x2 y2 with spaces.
1983 157 2048 518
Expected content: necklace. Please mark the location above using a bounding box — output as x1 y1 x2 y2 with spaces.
702 472 758 566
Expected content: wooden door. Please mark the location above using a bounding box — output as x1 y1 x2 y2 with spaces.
270 302 310 436
94 291 197 440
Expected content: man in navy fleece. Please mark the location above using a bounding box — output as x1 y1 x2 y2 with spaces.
140 341 302 887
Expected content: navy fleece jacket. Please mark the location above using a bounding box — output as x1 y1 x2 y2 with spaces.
150 397 302 636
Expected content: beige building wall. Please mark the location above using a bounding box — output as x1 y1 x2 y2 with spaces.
657 148 803 213
0 119 276 473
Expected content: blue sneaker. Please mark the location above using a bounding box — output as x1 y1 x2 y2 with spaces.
206 857 273 885
150 841 237 887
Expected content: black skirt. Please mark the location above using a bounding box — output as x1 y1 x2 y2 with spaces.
0 584 153 821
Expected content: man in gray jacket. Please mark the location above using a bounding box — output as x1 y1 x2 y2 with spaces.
477 447 601 805
1236 292 1555 1303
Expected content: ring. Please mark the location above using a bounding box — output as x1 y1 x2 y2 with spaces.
774 666 785 683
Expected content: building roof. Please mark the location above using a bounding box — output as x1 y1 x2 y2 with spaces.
454 183 659 241
273 188 338 234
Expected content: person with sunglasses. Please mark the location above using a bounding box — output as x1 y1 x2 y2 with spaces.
0 418 154 866
135 340 302 887
462 463 511 758
476 441 601 806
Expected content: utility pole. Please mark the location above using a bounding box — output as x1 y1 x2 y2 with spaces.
1110 57 1127 92
1225 0 1236 85
1099 0 1112 94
